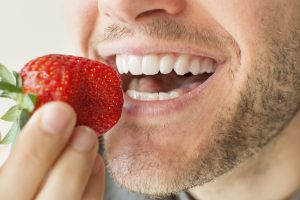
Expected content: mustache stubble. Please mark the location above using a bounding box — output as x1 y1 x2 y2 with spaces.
93 18 240 55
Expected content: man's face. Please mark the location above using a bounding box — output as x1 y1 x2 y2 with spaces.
65 0 300 196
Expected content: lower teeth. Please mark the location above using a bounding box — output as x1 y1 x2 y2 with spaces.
126 90 180 101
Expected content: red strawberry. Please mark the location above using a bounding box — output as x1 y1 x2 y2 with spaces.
0 54 123 144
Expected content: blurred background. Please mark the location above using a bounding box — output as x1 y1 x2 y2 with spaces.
0 0 74 135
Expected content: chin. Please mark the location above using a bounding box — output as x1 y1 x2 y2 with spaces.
103 112 222 196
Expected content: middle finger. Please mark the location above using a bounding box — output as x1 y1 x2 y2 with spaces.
36 126 99 200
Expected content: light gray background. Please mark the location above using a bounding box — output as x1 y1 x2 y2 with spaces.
0 1 73 135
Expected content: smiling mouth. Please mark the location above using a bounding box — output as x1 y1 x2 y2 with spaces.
112 53 217 101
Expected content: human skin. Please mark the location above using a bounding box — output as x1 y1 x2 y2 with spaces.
65 0 300 199
0 102 105 200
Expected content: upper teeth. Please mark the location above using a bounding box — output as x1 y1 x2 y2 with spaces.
116 54 216 75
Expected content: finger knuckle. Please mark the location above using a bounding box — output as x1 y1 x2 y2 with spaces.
19 145 50 166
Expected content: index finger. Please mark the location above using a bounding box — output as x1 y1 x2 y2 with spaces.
0 102 76 200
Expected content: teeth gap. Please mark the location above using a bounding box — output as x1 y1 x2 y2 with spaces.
122 72 213 101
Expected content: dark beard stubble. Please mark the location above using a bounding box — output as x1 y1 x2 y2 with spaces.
102 17 300 197
178 15 300 196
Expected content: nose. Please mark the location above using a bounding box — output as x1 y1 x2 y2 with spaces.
99 0 186 23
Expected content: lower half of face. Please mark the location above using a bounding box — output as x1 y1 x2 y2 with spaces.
103 43 299 197
84 2 300 197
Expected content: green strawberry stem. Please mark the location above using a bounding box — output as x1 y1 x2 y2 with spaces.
0 64 36 144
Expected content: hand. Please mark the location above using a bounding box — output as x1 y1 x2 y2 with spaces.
0 102 105 200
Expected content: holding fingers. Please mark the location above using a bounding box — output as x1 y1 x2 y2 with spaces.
0 102 104 200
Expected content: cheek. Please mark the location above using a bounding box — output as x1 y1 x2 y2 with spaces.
64 0 99 56
197 1 277 62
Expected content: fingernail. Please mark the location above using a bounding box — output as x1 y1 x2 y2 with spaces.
41 103 73 134
92 157 100 175
72 127 95 152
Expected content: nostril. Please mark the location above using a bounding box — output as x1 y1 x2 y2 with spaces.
100 0 186 23
136 9 166 19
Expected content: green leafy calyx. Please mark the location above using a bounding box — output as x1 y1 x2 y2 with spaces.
0 64 36 144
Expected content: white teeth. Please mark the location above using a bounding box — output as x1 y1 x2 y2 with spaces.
126 90 137 99
174 54 190 75
160 54 175 74
121 55 129 73
189 59 201 75
142 54 160 75
169 91 180 99
116 54 216 76
116 54 216 102
201 58 215 73
126 90 180 101
128 55 143 75
136 91 159 101
158 92 170 100
116 55 123 74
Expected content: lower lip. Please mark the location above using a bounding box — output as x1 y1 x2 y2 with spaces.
122 69 221 118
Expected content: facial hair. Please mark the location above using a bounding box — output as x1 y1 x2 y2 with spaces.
101 16 300 197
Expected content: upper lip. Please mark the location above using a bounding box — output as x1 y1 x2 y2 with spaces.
95 40 228 67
